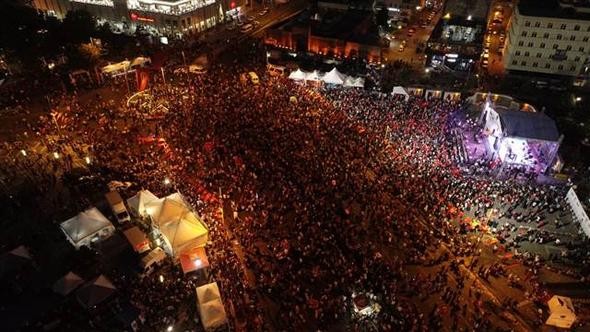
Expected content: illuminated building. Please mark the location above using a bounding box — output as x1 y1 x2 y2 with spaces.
31 0 244 33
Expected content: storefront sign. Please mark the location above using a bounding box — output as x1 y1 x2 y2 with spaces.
130 12 155 23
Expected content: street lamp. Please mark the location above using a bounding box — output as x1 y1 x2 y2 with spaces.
20 149 27 157
425 68 431 73
167 326 173 332
159 275 165 283
163 177 171 185
85 156 91 165
53 152 60 159
575 97 582 102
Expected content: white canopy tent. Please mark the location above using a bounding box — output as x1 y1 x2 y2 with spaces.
196 282 227 331
288 69 307 80
146 193 209 256
392 86 410 101
101 61 130 75
546 295 576 329
305 70 323 81
322 67 346 85
344 76 365 88
53 271 84 296
60 208 115 249
127 189 159 218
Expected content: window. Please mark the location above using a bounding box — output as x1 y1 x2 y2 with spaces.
535 22 540 28
515 51 521 56
548 23 553 28
560 24 567 30
521 31 527 37
587 25 590 32
570 35 576 41
580 46 585 52
575 25 580 31
584 37 589 42
531 32 537 37
571 65 577 71
521 61 527 66
545 63 551 68
543 33 549 38
558 64 564 70
518 41 524 46
528 42 533 47
512 60 518 65
525 21 531 27
540 43 546 48
533 62 538 67
537 53 542 58
557 34 562 40
575 56 581 61
524 51 530 56
566 45 572 51
553 44 559 49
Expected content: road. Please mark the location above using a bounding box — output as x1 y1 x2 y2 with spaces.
482 0 515 76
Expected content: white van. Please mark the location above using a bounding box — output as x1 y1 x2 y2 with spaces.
105 191 131 223
141 247 167 274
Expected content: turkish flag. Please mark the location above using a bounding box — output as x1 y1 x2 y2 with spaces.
136 68 150 92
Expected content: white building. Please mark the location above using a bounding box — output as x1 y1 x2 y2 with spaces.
504 0 590 78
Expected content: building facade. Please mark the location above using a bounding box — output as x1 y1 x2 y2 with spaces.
504 0 590 77
31 0 244 33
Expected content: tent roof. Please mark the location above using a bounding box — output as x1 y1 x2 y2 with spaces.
322 67 345 84
130 57 151 67
53 271 84 296
127 190 159 216
288 69 307 80
60 208 113 244
497 109 560 142
196 282 221 304
200 299 227 330
392 86 409 96
76 275 116 308
10 245 32 260
196 282 227 330
148 193 208 254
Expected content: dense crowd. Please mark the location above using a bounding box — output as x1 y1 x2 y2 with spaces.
2 59 589 331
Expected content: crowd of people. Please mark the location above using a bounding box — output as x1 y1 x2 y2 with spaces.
1 53 589 331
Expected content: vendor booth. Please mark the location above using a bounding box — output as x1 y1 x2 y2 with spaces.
196 282 227 331
60 208 115 249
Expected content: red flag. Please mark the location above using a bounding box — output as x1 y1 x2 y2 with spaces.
136 68 150 92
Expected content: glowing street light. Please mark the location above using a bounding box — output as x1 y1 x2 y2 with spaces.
53 152 60 159
20 149 27 157
85 156 91 164
167 326 173 332
575 97 582 102
425 68 431 73
467 15 473 21
159 275 165 283
163 177 171 185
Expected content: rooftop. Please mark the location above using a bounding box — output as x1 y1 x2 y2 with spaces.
518 0 590 20
310 10 381 46
443 0 491 21
498 109 560 142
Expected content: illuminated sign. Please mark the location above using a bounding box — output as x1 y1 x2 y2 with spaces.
230 1 236 9
130 12 155 22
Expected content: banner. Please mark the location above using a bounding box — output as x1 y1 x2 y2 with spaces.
566 188 590 238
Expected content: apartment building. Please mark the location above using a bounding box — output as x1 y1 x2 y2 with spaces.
504 0 590 78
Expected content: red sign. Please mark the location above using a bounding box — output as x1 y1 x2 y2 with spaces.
130 12 155 23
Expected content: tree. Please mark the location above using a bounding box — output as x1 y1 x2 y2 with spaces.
61 10 97 44
78 42 101 66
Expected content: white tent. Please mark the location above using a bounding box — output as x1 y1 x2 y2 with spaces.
127 189 159 218
60 208 115 249
130 57 151 68
288 69 307 80
546 295 576 329
392 86 410 101
305 70 323 81
147 193 209 256
196 282 227 331
322 67 346 85
101 61 130 75
344 76 356 87
53 271 84 296
76 275 116 308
